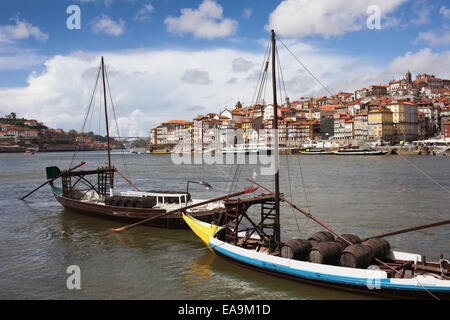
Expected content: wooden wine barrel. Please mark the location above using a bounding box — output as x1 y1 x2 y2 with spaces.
309 241 343 265
116 197 125 206
124 197 137 208
135 197 157 208
106 195 122 206
336 234 362 249
106 196 129 207
363 238 390 259
340 244 373 268
308 231 335 242
281 239 312 261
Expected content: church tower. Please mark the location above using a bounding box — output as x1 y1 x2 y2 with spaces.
406 70 412 83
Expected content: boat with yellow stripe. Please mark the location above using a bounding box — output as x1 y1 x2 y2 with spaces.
182 30 450 300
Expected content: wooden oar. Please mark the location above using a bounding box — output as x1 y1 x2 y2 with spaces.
109 186 259 233
19 161 86 200
246 178 353 246
362 219 450 242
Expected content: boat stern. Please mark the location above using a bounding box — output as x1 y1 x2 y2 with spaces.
46 166 63 195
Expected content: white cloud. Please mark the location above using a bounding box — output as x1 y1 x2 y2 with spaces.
387 48 450 78
91 14 125 36
440 6 450 19
0 17 48 43
164 0 237 39
75 0 114 5
266 0 406 38
0 51 47 71
134 3 154 22
414 30 450 46
1 43 449 137
110 109 159 137
232 57 254 73
181 69 212 85
410 1 431 26
242 8 253 19
0 17 48 71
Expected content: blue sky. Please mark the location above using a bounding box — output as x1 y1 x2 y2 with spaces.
0 0 449 135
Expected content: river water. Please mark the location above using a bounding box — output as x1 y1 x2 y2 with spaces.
0 151 449 300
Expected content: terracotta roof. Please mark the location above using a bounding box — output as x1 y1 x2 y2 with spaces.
163 120 189 125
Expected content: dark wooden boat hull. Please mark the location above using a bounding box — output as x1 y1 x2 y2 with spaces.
53 192 225 229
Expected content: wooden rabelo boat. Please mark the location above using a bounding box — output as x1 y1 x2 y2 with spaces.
298 149 334 155
332 148 388 156
182 31 450 299
22 57 226 228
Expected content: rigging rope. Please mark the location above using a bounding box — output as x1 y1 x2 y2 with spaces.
276 45 288 101
104 66 131 179
397 153 450 195
276 35 347 108
251 38 271 107
70 63 101 169
285 147 303 238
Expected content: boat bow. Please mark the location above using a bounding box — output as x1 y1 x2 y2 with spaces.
182 213 223 251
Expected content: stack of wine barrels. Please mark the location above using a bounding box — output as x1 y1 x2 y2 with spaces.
105 195 156 208
340 238 391 269
135 197 157 208
280 232 335 261
280 231 339 263
308 232 362 265
281 231 391 269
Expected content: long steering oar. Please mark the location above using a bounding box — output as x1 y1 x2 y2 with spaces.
362 219 450 242
19 161 86 200
109 186 259 233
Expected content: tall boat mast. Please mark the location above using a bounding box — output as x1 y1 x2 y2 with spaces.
101 56 114 196
271 30 280 244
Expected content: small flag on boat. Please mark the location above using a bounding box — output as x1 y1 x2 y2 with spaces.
200 181 213 190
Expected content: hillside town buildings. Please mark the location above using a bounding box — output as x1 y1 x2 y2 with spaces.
147 71 450 149
0 113 112 151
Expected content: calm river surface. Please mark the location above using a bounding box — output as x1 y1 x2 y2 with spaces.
0 151 449 299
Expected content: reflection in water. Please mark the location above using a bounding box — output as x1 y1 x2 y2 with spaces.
182 252 214 290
